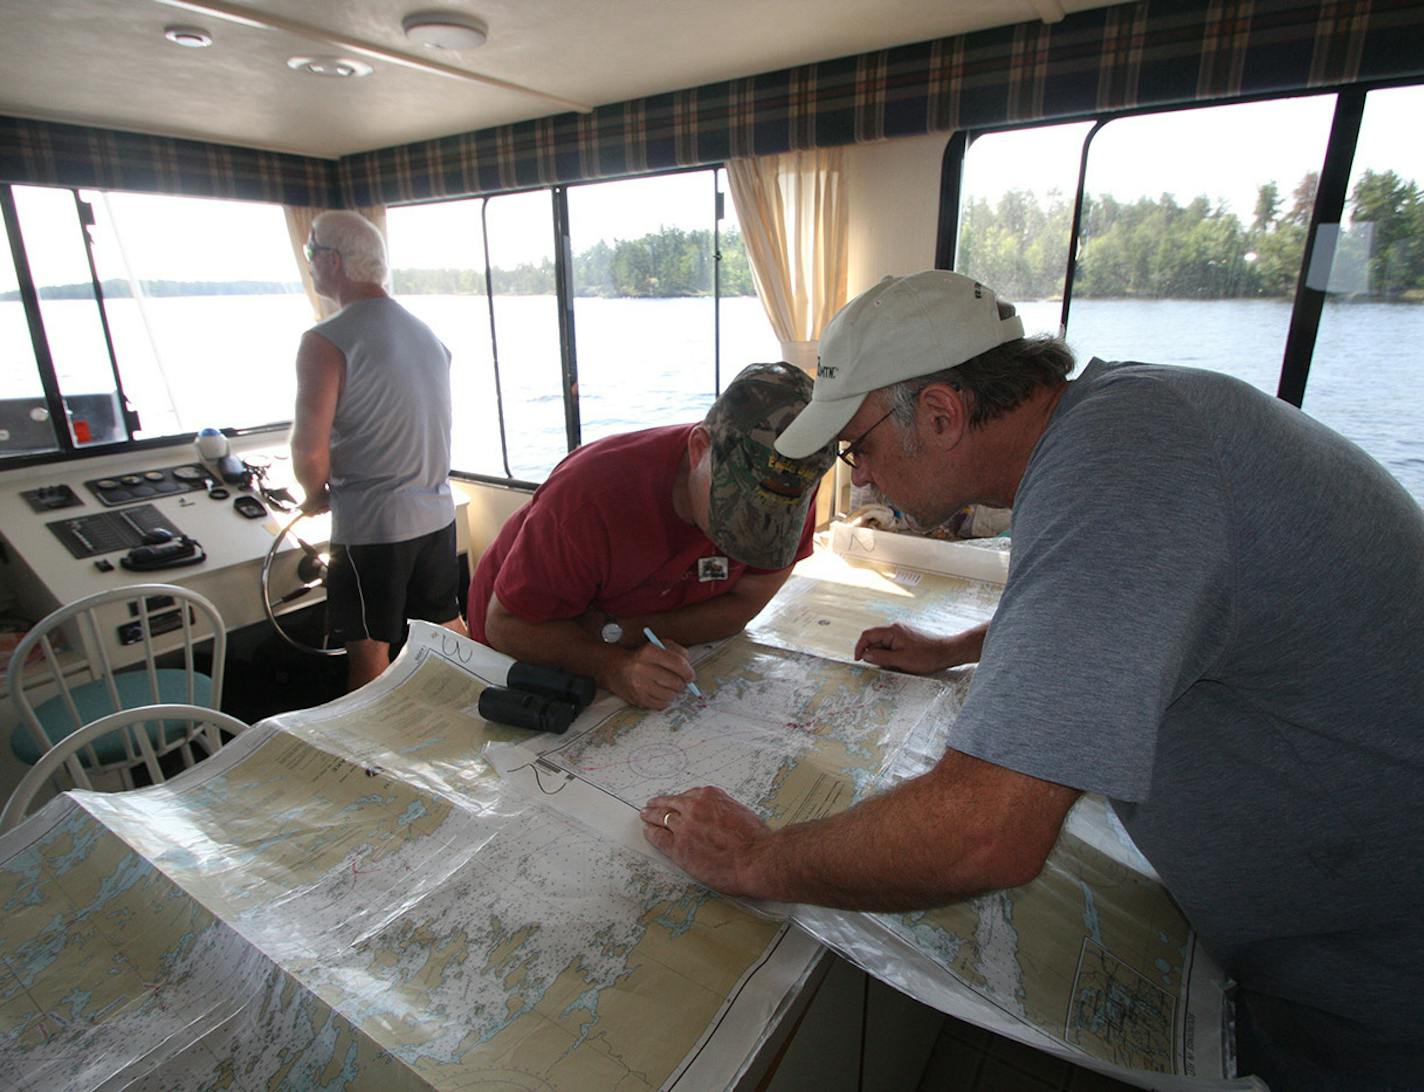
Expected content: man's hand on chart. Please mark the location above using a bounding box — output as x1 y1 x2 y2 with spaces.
855 621 974 674
641 786 769 897
609 640 696 709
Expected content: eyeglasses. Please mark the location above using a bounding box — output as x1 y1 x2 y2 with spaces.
837 406 896 469
304 238 338 262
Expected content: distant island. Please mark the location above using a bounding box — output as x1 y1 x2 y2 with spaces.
2 225 760 302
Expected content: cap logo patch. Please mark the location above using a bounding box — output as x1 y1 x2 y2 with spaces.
817 363 838 379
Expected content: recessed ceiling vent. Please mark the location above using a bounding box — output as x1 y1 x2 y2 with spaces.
287 55 374 78
164 25 213 48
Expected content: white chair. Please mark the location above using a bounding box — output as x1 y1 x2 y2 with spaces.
0 703 250 832
6 584 226 789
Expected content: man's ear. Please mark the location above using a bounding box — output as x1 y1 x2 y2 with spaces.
688 423 712 464
918 382 968 447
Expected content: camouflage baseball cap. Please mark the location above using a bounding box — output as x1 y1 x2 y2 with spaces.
704 362 836 569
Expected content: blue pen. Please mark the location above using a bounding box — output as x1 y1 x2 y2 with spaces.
642 627 703 698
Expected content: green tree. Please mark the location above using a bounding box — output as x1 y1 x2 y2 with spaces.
1348 169 1423 299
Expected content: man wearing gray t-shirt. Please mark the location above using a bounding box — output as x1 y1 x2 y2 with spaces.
291 210 467 691
640 271 1424 1088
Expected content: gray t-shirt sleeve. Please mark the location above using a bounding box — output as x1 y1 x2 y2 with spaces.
949 376 1236 802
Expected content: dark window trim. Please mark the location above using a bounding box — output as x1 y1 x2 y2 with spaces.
1 183 71 456
551 185 581 452
73 192 140 441
1277 87 1366 407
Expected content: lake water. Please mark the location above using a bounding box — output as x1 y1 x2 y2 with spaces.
3 295 1420 505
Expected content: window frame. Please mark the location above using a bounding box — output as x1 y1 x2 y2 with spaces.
386 162 740 489
937 77 1424 410
0 162 747 486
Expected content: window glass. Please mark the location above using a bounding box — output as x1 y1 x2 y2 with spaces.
1068 97 1336 391
0 207 58 456
1306 85 1424 505
567 170 719 446
84 190 308 437
484 189 565 480
12 185 125 446
387 198 507 479
955 121 1093 337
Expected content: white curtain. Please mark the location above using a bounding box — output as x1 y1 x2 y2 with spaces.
283 204 388 322
726 148 849 375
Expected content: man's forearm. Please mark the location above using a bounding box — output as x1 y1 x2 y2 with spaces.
290 445 330 500
484 610 625 689
737 753 1078 911
618 571 788 647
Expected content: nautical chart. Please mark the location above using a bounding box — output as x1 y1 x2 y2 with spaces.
0 640 817 1091
3 551 1252 1090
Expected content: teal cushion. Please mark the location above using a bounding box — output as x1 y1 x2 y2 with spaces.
11 670 215 766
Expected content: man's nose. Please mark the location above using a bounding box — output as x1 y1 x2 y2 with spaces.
851 462 873 488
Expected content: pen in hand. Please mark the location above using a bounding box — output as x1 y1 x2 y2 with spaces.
642 627 704 698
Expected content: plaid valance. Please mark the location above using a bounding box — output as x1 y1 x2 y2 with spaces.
3 0 1423 208
340 0 1424 205
0 117 340 207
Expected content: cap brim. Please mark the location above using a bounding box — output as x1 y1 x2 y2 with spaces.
709 491 813 569
772 394 865 459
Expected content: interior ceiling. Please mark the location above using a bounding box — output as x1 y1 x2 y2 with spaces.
0 0 1125 160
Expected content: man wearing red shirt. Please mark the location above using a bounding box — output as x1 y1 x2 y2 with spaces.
469 362 835 708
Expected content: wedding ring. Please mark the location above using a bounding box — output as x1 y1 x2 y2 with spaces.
662 811 674 830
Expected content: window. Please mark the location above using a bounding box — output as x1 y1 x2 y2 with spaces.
568 171 720 447
0 202 56 456
388 198 508 479
484 189 566 480
387 167 776 484
12 185 128 447
1305 85 1424 505
83 190 309 437
567 167 776 448
1069 97 1336 391
6 166 777 481
1 184 309 462
955 121 1093 337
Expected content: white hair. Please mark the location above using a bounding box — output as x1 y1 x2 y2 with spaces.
312 210 388 285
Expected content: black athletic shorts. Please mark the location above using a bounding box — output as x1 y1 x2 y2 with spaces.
326 520 461 645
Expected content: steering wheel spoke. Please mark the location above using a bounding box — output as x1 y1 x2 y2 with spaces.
261 512 345 657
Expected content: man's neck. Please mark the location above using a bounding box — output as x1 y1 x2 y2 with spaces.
335 281 388 308
969 381 1069 508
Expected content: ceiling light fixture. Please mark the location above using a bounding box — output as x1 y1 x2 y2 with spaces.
152 0 589 112
287 55 374 78
164 24 213 47
402 11 488 50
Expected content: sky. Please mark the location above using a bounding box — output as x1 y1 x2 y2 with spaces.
4 84 1420 286
964 86 1424 221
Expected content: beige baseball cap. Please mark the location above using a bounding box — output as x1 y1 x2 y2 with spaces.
774 271 1025 459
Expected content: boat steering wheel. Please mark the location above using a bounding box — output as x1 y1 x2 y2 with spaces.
260 511 346 657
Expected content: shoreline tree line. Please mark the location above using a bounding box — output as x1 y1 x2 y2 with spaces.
958 169 1422 303
3 227 759 302
9 175 1420 304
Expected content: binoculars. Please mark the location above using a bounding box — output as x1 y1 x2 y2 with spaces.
477 662 597 735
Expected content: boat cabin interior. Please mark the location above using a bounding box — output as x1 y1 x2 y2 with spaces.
1 0 1421 1087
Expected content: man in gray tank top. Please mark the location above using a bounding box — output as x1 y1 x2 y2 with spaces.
291 210 466 690
639 271 1424 1089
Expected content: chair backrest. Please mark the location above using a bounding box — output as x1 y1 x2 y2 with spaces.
6 583 226 787
0 703 250 833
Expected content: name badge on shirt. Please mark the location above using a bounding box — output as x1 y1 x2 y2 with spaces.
698 556 730 582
